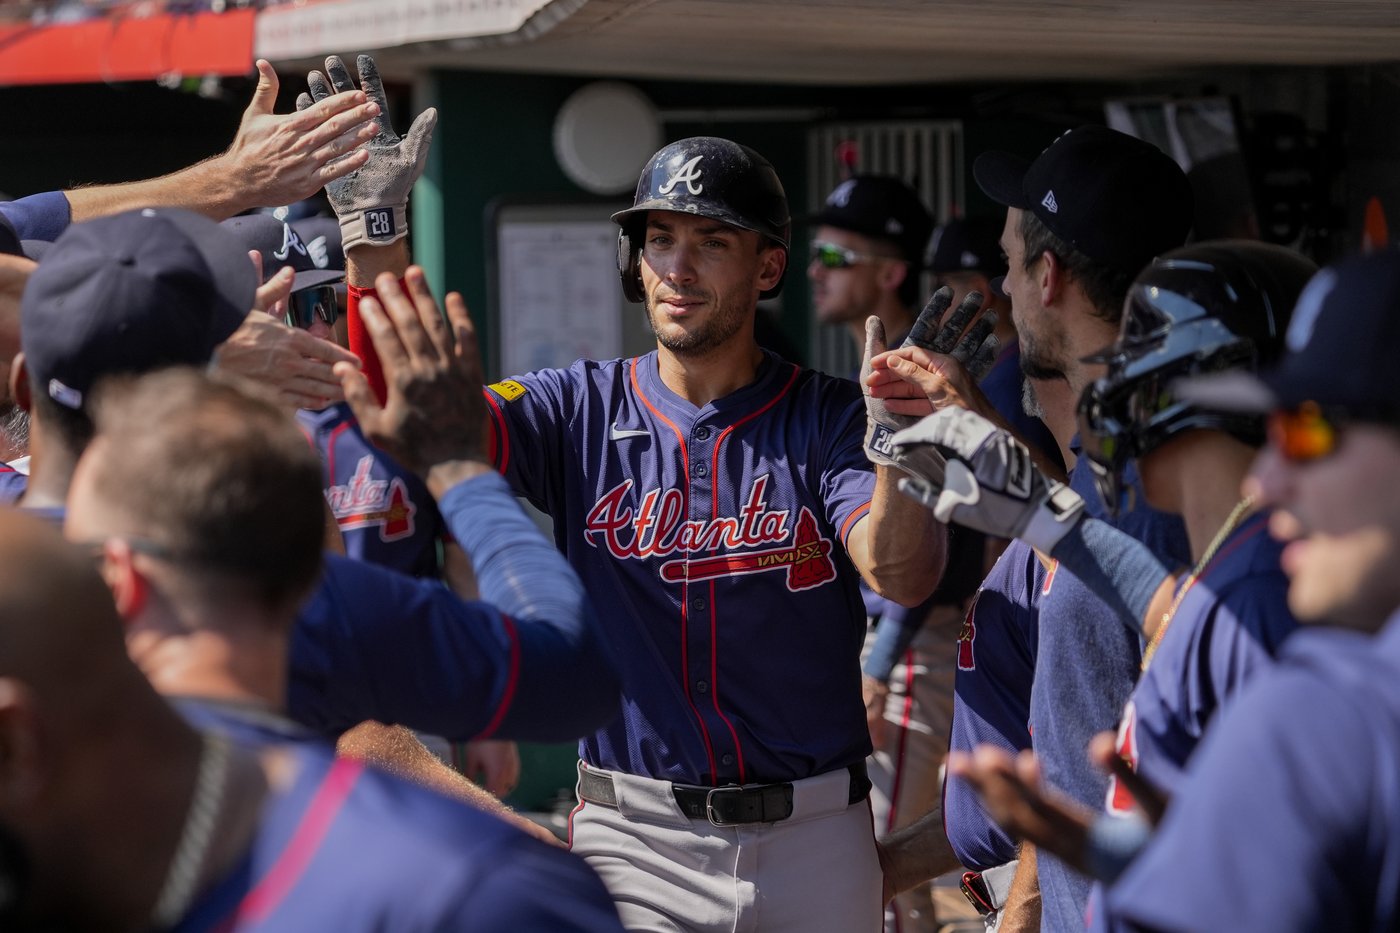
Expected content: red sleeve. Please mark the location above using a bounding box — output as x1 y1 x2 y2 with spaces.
347 281 401 407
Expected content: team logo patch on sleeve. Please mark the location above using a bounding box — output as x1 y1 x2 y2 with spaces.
487 380 528 402
957 592 980 671
1105 701 1140 815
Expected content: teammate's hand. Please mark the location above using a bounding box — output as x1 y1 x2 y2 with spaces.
862 675 891 752
946 745 1094 875
891 408 1084 554
212 308 359 411
861 316 946 488
298 54 437 253
337 267 486 476
905 286 999 379
459 739 522 799
218 59 380 213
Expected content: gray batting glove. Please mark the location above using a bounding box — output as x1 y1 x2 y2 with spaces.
903 286 1000 380
891 407 1084 553
297 54 437 252
862 315 931 472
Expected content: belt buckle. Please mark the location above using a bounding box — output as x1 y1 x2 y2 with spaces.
704 785 744 827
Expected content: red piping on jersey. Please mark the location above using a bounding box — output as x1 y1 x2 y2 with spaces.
219 757 364 928
475 613 521 739
704 362 801 783
841 501 872 547
630 358 718 781
324 420 352 481
885 646 918 833
483 389 509 476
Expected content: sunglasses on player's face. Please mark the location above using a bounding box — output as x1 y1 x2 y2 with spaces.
284 285 340 330
809 241 900 271
1268 402 1346 463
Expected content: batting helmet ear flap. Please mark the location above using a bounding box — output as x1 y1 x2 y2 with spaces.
617 227 644 304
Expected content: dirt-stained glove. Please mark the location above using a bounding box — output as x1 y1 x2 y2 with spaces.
906 287 999 380
891 407 1085 553
297 54 437 252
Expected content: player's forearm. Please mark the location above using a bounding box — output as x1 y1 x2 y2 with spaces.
875 805 962 898
346 241 410 287
854 466 947 606
65 155 246 224
998 845 1042 933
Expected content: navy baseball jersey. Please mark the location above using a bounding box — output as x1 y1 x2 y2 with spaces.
1032 451 1190 930
297 402 447 579
486 350 875 785
287 473 619 744
1106 510 1296 810
0 462 27 505
943 540 1043 870
1092 615 1400 932
173 700 625 933
0 190 71 241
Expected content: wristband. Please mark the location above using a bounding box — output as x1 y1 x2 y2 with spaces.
339 204 409 253
348 280 406 407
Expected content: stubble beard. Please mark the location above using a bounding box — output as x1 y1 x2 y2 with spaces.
647 290 750 357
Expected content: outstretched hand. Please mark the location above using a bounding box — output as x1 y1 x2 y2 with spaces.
298 54 437 252
336 267 486 479
867 285 1000 419
221 59 381 212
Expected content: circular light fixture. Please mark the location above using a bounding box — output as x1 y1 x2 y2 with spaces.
553 82 662 195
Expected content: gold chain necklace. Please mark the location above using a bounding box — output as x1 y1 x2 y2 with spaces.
1142 495 1256 670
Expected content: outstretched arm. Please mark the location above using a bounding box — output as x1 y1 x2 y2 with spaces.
67 60 380 224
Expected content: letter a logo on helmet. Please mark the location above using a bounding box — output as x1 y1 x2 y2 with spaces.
659 156 705 196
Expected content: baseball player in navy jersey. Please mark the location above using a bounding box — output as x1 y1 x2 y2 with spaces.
891 242 1317 894
863 126 1194 931
1082 248 1400 932
310 68 949 923
0 513 624 933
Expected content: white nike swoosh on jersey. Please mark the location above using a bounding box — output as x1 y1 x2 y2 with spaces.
609 424 651 440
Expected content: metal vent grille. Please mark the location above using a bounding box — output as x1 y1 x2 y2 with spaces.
806 121 964 376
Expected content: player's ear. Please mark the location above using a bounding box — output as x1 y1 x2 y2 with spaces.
756 245 786 294
1038 251 1064 307
8 354 28 414
99 540 149 624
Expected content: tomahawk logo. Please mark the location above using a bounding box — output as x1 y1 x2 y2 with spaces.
659 156 705 196
957 593 980 671
325 456 417 542
1040 190 1059 213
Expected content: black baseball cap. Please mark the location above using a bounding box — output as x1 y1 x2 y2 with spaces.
1178 248 1400 419
291 215 345 273
22 207 255 411
927 216 1008 278
222 213 344 291
974 125 1193 275
812 175 934 265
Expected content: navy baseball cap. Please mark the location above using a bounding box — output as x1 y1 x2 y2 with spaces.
1178 249 1400 420
812 175 934 265
290 216 345 273
222 214 343 291
0 213 21 258
974 125 1193 275
22 207 255 411
927 216 1008 278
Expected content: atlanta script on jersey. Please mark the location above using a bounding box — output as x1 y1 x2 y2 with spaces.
486 351 876 786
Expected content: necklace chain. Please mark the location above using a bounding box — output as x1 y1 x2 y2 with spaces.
1142 495 1256 670
149 732 232 930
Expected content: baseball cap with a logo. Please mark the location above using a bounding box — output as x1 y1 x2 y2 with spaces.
974 125 1193 275
21 207 255 411
1178 248 1400 420
812 175 934 265
222 213 344 291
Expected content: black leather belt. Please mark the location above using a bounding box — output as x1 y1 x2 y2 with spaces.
577 762 871 826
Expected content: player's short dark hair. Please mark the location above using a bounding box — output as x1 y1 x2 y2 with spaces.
87 368 325 615
1017 210 1136 324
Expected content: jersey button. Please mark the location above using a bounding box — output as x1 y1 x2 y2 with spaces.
721 754 735 766
693 463 708 478
694 426 711 441
696 681 709 694
692 597 707 611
